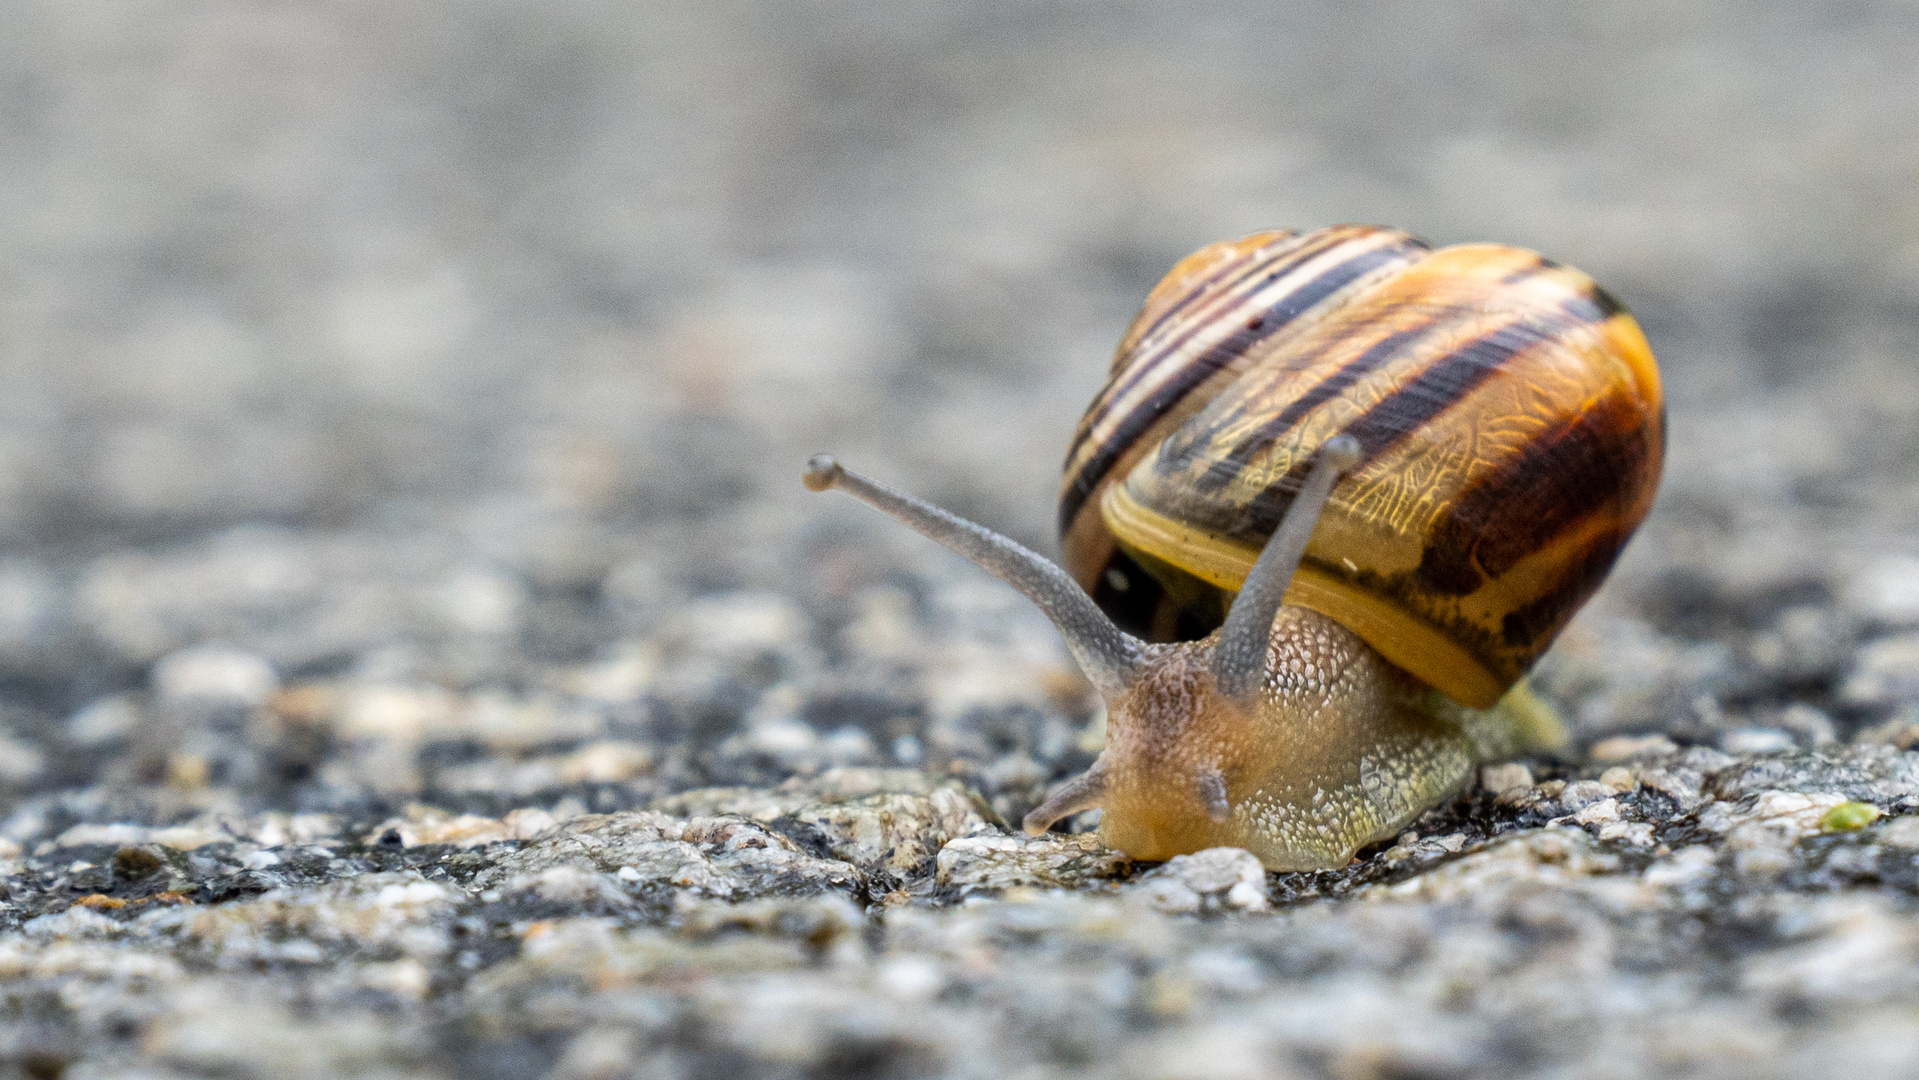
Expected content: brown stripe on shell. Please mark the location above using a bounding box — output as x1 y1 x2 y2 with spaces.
1186 318 1449 497
1064 226 1380 472
1140 253 1597 541
1258 310 1573 502
1240 312 1589 530
1099 233 1301 378
1498 524 1632 651
1499 254 1553 283
1565 283 1628 322
1074 238 1426 522
1416 389 1654 596
1081 226 1381 436
1197 257 1565 501
1064 231 1324 467
1059 227 1427 536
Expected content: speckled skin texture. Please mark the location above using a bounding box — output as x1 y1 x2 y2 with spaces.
1098 607 1476 868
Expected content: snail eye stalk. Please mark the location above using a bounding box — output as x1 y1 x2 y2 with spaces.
803 455 1146 702
1211 434 1362 704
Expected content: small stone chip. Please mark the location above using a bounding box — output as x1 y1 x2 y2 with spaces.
1572 797 1621 825
1597 767 1637 792
1821 801 1881 831
1129 847 1270 914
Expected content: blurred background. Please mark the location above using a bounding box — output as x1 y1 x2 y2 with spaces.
5 0 1919 827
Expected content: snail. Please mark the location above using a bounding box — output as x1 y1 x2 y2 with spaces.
806 224 1664 870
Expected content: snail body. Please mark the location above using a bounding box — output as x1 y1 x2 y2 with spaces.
806 225 1663 870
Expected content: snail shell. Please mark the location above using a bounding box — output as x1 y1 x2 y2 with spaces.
1060 225 1664 708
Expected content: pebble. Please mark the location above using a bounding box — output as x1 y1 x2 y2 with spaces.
1572 797 1621 825
1130 848 1271 914
1556 780 1617 814
1598 766 1637 792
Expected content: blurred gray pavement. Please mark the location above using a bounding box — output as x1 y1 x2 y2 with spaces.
7 4 1919 1078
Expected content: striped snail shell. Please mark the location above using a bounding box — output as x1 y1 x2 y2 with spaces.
1060 225 1665 709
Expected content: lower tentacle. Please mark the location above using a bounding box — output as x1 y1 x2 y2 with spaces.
1022 766 1110 835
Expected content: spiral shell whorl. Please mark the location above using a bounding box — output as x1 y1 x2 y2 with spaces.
1059 226 1664 708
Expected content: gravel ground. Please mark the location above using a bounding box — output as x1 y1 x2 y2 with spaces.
7 3 1919 1077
